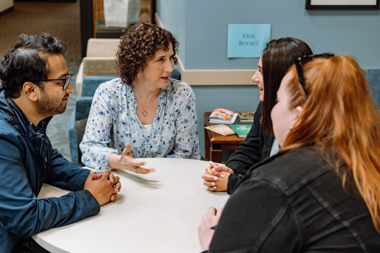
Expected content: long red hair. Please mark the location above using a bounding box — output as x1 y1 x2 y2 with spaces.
282 55 380 233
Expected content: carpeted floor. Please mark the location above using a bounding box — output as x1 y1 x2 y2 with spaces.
0 1 82 59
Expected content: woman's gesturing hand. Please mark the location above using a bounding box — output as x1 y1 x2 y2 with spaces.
108 143 156 174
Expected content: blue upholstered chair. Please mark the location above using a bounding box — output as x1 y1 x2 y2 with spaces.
68 66 182 163
68 76 116 163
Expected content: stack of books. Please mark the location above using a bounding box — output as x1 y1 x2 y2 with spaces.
205 124 235 136
208 108 238 125
229 124 252 138
237 111 255 123
206 108 254 138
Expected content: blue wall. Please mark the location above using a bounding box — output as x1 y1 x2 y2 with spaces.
156 0 186 64
156 0 380 157
158 0 380 69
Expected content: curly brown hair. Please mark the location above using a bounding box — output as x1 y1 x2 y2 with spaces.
116 23 179 85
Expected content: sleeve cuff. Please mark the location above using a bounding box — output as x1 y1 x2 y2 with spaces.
227 174 239 195
94 150 117 172
77 190 100 216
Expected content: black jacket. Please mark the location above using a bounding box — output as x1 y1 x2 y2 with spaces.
225 102 274 194
210 147 380 252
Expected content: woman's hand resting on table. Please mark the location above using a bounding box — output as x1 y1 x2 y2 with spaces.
202 161 234 192
84 169 121 205
198 207 223 251
108 143 155 174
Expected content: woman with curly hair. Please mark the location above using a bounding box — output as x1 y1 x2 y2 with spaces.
80 23 201 173
199 54 380 252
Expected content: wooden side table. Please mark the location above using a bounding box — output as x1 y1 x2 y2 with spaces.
204 112 246 163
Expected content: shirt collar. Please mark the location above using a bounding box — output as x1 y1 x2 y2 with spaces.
127 79 172 107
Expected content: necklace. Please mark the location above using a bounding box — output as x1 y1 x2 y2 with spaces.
138 99 156 117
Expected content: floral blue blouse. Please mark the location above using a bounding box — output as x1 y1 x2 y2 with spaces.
80 78 201 172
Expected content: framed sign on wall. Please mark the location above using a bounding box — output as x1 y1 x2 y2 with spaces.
227 24 271 58
306 0 379 10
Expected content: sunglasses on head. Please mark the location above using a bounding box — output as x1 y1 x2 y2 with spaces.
294 53 334 98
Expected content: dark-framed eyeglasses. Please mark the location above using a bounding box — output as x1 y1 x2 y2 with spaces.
294 53 334 98
35 74 73 90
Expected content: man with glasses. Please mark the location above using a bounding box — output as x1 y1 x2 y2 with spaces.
0 33 121 252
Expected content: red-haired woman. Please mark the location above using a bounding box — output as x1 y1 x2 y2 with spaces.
199 55 380 252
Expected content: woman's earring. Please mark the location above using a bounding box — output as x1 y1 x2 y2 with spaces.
290 125 293 130
137 73 139 78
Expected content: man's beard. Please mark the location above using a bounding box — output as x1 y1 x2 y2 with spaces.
37 89 67 116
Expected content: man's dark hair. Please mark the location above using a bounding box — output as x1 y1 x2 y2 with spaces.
0 33 67 98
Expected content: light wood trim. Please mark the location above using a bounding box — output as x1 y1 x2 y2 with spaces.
182 69 255 86
94 0 105 21
155 13 257 86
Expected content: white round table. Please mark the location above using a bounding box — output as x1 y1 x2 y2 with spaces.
33 158 229 253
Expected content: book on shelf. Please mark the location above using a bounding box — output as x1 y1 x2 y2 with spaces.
205 124 235 136
229 124 252 138
209 108 238 125
237 111 255 123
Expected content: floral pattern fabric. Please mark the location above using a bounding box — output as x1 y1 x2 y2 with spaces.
80 78 201 172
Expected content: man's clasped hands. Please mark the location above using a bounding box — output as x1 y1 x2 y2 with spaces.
84 170 121 206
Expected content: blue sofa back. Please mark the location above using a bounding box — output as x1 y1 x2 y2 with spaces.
75 98 93 122
75 76 116 122
81 76 117 97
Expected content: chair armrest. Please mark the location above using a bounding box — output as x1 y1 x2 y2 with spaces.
82 76 117 97
86 38 120 57
68 110 78 163
82 57 116 77
75 97 94 122
171 65 181 80
76 61 84 96
77 57 116 97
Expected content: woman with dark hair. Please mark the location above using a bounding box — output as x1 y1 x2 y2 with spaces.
202 38 312 193
199 54 380 252
80 23 201 173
